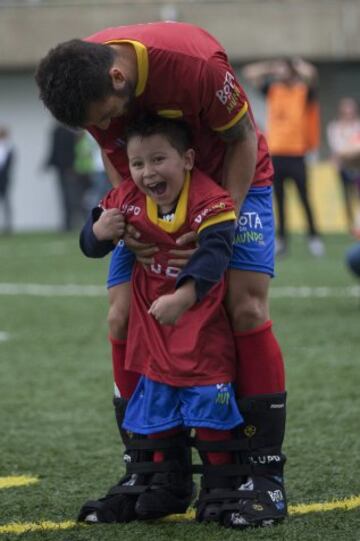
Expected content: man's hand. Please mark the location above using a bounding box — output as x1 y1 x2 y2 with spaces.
124 224 159 265
123 227 197 266
168 231 198 267
93 208 125 241
148 281 196 325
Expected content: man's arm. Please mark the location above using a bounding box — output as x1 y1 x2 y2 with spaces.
172 113 257 254
101 150 123 187
220 113 258 214
291 57 318 87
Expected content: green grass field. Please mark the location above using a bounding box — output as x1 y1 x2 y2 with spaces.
1 232 360 541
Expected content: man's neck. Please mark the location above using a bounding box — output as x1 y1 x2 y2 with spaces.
110 43 138 88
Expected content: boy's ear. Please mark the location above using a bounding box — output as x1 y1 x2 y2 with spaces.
109 67 126 91
184 148 195 170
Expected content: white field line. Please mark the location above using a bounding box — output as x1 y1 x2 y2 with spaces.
0 283 105 297
0 282 359 298
0 331 10 342
270 285 360 298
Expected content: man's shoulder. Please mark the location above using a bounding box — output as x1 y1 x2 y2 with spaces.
85 22 223 58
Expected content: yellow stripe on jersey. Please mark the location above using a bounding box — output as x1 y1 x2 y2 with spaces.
146 171 191 233
157 109 184 119
198 210 236 234
212 102 248 132
104 39 149 97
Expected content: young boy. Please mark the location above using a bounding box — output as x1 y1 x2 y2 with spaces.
79 114 243 524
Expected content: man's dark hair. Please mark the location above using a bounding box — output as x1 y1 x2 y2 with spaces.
35 39 116 128
126 113 193 154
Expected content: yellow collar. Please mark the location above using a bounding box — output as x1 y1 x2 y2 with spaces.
146 172 191 233
104 39 149 97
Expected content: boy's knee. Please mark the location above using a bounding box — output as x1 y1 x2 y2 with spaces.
107 299 129 339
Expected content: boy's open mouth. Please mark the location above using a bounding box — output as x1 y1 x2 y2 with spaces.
148 181 167 196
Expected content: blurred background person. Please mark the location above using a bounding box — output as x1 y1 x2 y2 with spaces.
346 242 360 280
82 132 111 213
327 97 360 238
44 122 78 232
242 57 325 257
0 126 15 234
72 130 94 225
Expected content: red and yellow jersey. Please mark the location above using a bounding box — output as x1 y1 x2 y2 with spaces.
100 168 236 386
266 82 321 155
86 22 273 186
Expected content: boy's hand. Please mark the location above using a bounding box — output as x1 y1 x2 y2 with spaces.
148 281 196 325
93 208 125 241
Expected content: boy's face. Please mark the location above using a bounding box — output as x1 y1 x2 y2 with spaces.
127 134 194 211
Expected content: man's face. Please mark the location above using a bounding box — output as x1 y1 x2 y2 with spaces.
85 81 135 130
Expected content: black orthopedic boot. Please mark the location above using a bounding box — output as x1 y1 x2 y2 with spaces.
195 393 287 528
78 397 153 523
135 430 196 520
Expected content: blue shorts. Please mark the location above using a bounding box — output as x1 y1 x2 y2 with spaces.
107 240 135 289
122 376 243 435
107 186 275 288
229 186 275 277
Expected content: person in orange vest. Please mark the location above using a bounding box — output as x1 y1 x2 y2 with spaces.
327 97 360 237
242 58 325 257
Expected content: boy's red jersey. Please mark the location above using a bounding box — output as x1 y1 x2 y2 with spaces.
86 22 273 186
100 168 236 386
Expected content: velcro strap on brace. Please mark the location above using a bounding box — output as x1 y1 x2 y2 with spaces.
127 459 183 475
191 437 251 453
126 433 188 451
107 484 149 496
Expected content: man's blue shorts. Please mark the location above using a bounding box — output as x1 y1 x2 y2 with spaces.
122 376 243 435
107 185 275 288
230 186 275 276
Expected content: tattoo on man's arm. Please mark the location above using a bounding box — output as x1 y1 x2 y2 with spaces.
220 114 255 143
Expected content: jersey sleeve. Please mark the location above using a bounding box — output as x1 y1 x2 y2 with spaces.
175 221 235 302
99 186 123 210
199 53 249 134
79 184 129 258
188 175 236 234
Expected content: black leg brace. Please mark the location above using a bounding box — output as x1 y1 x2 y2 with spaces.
78 397 151 523
135 430 195 520
78 397 195 523
193 393 287 528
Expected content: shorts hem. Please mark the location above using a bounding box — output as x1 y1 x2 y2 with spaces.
122 418 243 434
107 278 131 289
228 263 274 277
183 418 243 430
122 419 184 435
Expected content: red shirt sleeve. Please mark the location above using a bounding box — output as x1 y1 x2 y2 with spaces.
99 187 121 210
188 171 236 232
99 178 134 211
199 54 249 133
